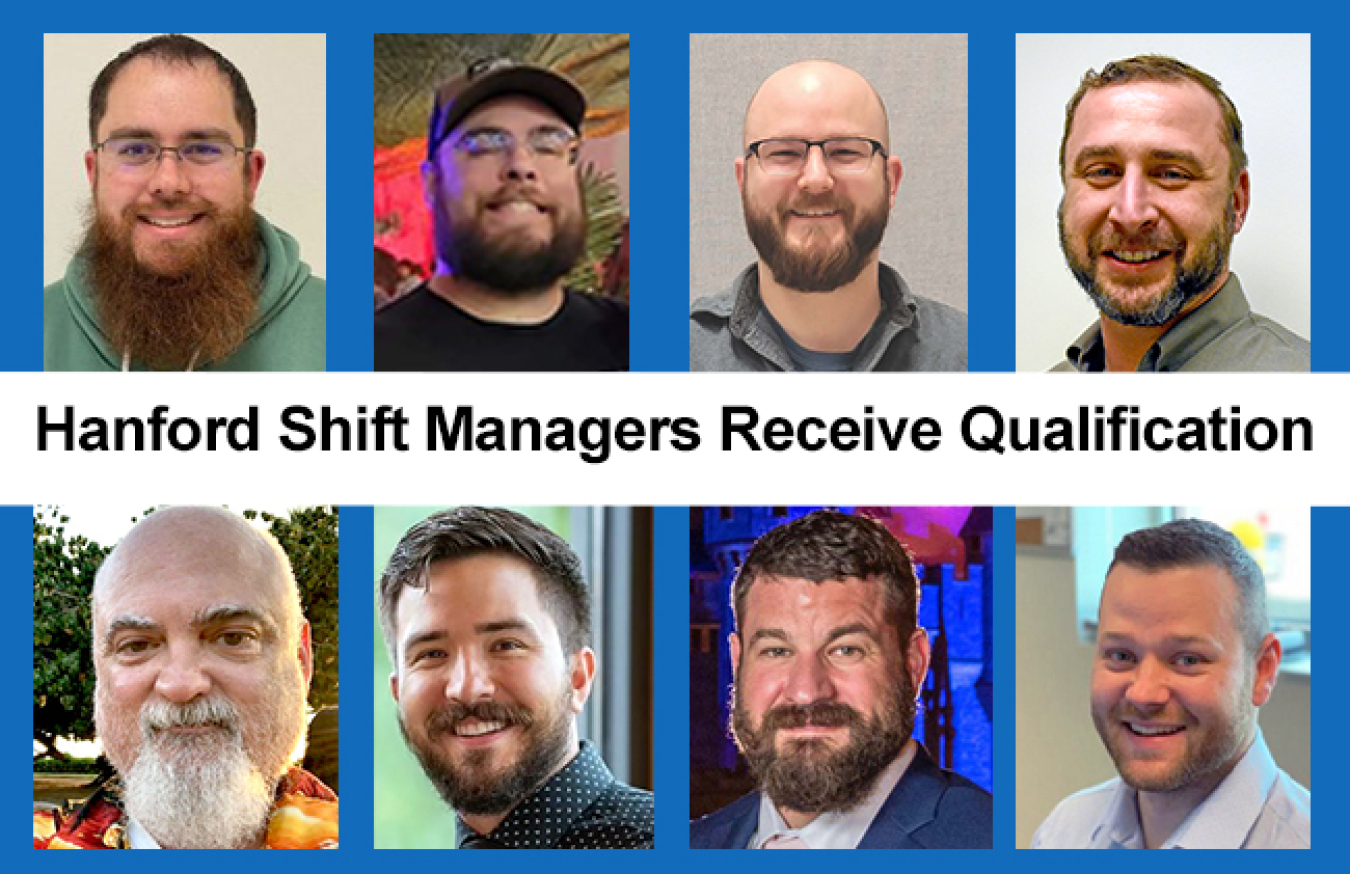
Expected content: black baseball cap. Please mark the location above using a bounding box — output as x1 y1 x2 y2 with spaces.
427 58 587 159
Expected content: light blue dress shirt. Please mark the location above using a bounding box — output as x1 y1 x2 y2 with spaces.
1033 732 1310 849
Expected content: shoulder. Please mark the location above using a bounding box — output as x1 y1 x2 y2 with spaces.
565 782 655 849
689 791 759 848
689 288 744 371
899 758 993 848
1031 777 1121 849
1250 770 1311 849
564 291 630 335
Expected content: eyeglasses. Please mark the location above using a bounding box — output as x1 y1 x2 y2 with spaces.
95 137 250 170
746 137 886 176
452 127 579 165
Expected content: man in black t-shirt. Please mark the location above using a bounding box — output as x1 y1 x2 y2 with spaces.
375 58 628 371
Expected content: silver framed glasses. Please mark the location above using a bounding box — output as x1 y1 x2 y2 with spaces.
94 137 251 170
452 126 580 165
746 137 886 176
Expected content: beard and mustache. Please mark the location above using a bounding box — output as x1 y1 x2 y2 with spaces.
1058 199 1236 327
105 683 307 849
742 172 891 293
434 185 586 295
81 198 261 370
731 669 917 814
400 688 575 816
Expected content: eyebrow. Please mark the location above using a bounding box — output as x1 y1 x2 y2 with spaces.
1097 631 1220 648
192 605 273 634
102 126 238 143
1072 145 1205 172
824 623 878 644
103 614 157 654
459 124 571 139
400 618 539 658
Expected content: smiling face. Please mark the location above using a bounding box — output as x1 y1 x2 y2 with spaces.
424 96 585 293
391 554 593 815
85 57 263 276
1059 80 1249 326
729 574 928 815
92 509 310 848
1091 562 1275 795
738 61 902 292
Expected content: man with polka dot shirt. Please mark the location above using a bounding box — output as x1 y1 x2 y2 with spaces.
379 507 655 848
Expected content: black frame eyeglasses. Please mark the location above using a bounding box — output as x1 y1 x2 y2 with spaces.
745 137 887 176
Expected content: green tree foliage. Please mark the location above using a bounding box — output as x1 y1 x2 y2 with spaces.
246 506 340 710
33 506 340 759
32 507 109 760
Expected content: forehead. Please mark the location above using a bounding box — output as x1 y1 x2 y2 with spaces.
1067 80 1227 163
394 553 560 641
1098 563 1239 640
742 574 890 632
454 94 569 135
745 67 886 144
97 532 282 626
98 56 241 140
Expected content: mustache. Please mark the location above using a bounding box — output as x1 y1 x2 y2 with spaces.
141 695 240 735
1091 228 1182 254
761 701 862 731
425 700 536 737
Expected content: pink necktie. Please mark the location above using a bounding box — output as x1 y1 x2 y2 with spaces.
762 834 809 849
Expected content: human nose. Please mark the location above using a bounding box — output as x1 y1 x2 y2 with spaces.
797 143 835 193
146 148 194 198
782 653 836 705
1107 167 1159 232
501 140 540 183
152 646 211 703
445 650 495 703
1123 657 1170 709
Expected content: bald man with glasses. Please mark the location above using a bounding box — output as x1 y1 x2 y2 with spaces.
690 60 967 373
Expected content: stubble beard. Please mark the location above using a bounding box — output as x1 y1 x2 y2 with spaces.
400 687 575 816
100 678 307 849
82 198 262 370
1058 199 1235 327
436 192 587 295
1092 677 1253 795
742 173 890 293
731 670 915 814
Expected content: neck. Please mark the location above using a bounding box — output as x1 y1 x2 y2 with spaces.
1098 270 1229 372
757 259 882 353
1136 732 1252 849
457 734 581 838
429 266 565 325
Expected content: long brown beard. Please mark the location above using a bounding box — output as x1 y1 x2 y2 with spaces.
82 201 262 370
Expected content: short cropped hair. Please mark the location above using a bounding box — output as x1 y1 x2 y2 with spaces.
1059 54 1246 187
732 509 919 640
1108 518 1267 655
89 34 258 147
379 507 592 664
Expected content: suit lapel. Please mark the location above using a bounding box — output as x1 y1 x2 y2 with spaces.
857 745 945 849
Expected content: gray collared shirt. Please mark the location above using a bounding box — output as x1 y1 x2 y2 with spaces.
1053 274 1310 372
1032 732 1311 849
690 263 968 372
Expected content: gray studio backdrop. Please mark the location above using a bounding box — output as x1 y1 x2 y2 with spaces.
689 33 967 313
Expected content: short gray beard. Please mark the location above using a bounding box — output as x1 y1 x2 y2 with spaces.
120 696 277 849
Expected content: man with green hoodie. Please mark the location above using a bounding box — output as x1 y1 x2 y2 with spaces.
44 34 326 372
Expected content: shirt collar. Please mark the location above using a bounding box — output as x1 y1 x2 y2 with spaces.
752 738 917 849
727 263 920 372
1091 731 1279 849
126 818 161 849
1064 274 1252 372
457 740 614 849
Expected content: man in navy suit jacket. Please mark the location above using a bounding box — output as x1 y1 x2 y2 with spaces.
690 510 992 849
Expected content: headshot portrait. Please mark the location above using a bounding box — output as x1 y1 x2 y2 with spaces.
690 507 992 848
375 506 654 848
374 34 630 371
42 33 327 372
33 505 340 849
1016 507 1311 849
689 34 968 372
1016 34 1310 372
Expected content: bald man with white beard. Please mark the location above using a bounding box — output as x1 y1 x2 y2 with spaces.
34 507 338 850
